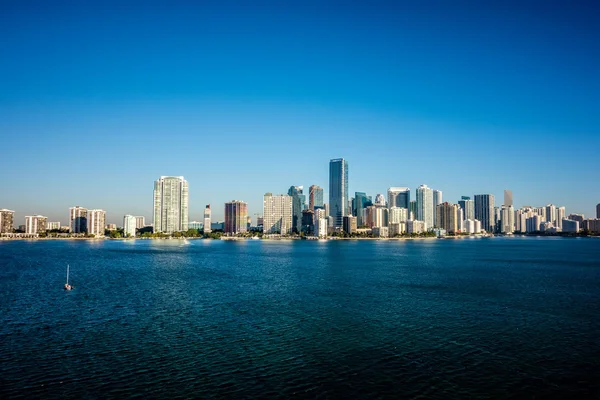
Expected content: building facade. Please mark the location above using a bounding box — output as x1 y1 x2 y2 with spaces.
135 216 145 229
88 209 106 236
263 193 293 235
69 206 88 233
416 185 433 230
389 207 408 224
436 203 459 233
288 186 306 234
329 158 349 228
474 194 495 232
225 200 248 235
153 176 189 234
562 219 579 233
504 190 513 207
0 209 15 233
25 215 47 234
203 205 212 233
309 185 324 210
432 189 443 227
343 215 357 234
47 221 61 231
387 187 410 209
458 199 475 221
124 215 137 237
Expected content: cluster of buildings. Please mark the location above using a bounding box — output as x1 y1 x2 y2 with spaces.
2 159 600 238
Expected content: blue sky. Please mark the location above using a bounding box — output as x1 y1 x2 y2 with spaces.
1 0 599 224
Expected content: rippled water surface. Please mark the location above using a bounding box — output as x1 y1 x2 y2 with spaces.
1 237 600 399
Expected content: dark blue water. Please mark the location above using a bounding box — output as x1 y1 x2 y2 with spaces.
1 237 600 399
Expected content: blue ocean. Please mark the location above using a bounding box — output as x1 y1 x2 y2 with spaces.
1 237 599 399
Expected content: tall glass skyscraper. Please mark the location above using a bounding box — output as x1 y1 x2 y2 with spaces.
329 158 348 228
387 187 410 209
474 194 495 232
288 186 306 234
153 176 189 234
309 185 324 210
416 184 433 230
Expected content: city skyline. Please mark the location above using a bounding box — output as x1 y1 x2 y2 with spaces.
1 2 598 223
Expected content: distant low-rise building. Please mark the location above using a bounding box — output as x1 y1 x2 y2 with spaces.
106 223 117 231
407 220 426 234
25 215 47 234
562 219 579 233
582 218 600 233
389 222 406 237
188 221 203 230
372 226 389 238
47 221 61 230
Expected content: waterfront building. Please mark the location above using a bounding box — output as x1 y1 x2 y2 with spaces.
123 215 137 237
354 192 371 227
263 193 293 235
309 185 324 210
203 205 212 233
374 194 386 207
46 221 61 231
436 202 459 233
556 207 566 231
416 185 433 230
0 209 14 233
409 200 417 221
69 206 88 233
389 222 406 237
597 204 600 219
135 216 145 229
188 221 203 230
329 158 349 228
458 199 475 220
545 204 557 226
433 190 443 227
568 214 585 225
562 219 579 233
407 220 426 234
526 215 542 233
288 186 306 234
389 207 408 224
301 209 315 235
504 190 513 207
105 224 117 231
463 219 482 234
493 207 502 233
315 218 328 238
153 176 189 234
25 215 47 234
387 187 410 209
87 209 106 236
343 215 357 234
364 205 388 228
500 205 515 234
372 226 389 238
224 200 248 234
474 194 495 232
582 218 600 233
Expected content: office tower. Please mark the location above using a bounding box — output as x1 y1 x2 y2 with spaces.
329 158 348 228
0 209 15 233
309 185 324 210
435 203 459 233
263 193 293 235
301 209 315 235
409 200 417 220
500 205 515 233
474 194 495 232
416 184 433 230
504 190 513 207
47 221 61 231
388 187 410 209
69 206 88 233
389 207 408 224
124 215 137 237
25 215 47 234
288 186 306 234
374 194 386 207
597 203 600 219
87 209 106 236
224 200 248 234
343 215 357 234
153 176 189 234
203 205 212 233
354 192 370 226
135 216 145 229
545 204 557 226
562 219 579 233
458 199 475 220
432 190 443 227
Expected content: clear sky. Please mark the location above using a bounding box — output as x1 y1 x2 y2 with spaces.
1 0 599 225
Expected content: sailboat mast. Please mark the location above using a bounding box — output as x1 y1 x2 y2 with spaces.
66 264 69 285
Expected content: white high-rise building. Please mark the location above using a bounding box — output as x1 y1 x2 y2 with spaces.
407 220 426 234
556 206 566 230
203 205 212 233
545 204 557 226
315 218 328 238
47 222 61 230
433 190 443 227
153 176 189 234
374 194 386 207
124 215 137 237
69 206 88 233
500 205 515 233
25 215 47 234
88 209 106 236
263 193 293 235
389 207 408 224
416 185 433 230
135 216 145 229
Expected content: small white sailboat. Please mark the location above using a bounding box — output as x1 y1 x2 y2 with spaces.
64 264 72 290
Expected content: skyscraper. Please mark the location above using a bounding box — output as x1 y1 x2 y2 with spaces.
458 199 475 220
263 193 293 235
134 216 145 229
504 190 513 207
545 204 557 226
354 192 371 227
288 186 306 234
597 203 600 219
69 206 88 233
153 176 189 234
433 189 443 227
203 205 212 233
87 209 106 236
374 194 386 206
0 209 15 233
435 203 459 233
387 187 410 209
25 215 47 234
474 194 495 232
123 215 137 237
409 200 417 220
329 158 348 228
416 184 433 230
309 185 324 210
225 200 248 234
556 206 566 230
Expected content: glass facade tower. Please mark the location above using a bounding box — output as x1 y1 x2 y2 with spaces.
329 158 349 228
